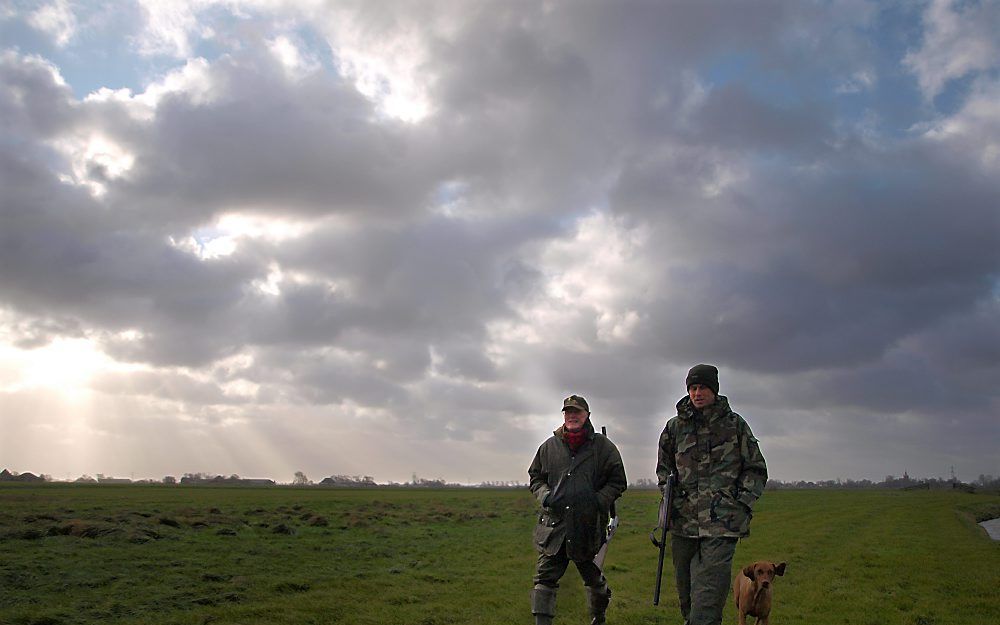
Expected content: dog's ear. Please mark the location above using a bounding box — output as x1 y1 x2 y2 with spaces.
743 565 755 580
774 561 786 576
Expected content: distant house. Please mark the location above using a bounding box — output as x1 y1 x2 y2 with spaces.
241 478 276 486
97 477 133 484
0 469 46 483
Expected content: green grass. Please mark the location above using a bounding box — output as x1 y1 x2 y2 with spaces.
0 485 997 625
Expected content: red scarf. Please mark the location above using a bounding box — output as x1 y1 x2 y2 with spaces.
564 428 588 451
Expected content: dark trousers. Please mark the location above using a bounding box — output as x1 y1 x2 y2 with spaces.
671 535 737 625
533 542 606 589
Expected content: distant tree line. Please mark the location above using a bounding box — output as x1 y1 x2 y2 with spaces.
632 474 998 491
317 474 377 487
764 473 997 491
178 473 276 486
3 468 996 491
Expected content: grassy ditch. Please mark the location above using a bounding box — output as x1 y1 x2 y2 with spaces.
0 485 997 624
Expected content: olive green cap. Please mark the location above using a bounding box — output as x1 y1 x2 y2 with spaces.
562 394 590 412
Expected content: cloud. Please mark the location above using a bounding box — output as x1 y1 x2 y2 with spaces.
904 0 1000 100
916 78 1000 170
1 2 998 483
27 0 77 47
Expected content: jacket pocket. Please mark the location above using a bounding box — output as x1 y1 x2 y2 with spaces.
533 516 558 553
709 490 751 535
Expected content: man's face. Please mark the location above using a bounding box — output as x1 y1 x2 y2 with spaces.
688 384 716 410
562 407 588 431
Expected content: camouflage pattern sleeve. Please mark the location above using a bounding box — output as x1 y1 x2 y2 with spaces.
655 421 675 490
735 417 767 509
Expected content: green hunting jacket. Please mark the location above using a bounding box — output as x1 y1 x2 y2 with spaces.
528 421 627 561
656 395 767 538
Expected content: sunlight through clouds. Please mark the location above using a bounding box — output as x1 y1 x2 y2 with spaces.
534 211 650 346
268 34 320 78
170 213 317 260
317 4 455 122
0 337 134 400
52 134 136 197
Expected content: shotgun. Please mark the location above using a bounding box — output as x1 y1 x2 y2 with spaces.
593 426 619 570
651 470 676 605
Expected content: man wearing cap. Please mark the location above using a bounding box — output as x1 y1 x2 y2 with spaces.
528 395 628 625
656 365 767 625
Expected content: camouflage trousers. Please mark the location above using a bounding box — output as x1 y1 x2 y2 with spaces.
671 535 737 625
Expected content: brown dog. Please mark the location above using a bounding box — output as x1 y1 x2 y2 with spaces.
733 560 786 625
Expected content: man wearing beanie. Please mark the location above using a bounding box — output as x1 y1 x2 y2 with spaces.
655 365 767 625
528 395 627 625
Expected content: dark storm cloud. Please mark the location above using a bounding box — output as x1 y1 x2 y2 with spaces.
0 148 259 367
79 57 439 232
686 84 835 153
617 142 1000 375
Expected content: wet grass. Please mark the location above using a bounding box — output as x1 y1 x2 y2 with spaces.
0 485 997 624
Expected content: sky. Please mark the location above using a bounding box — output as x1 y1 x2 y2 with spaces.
1 0 998 485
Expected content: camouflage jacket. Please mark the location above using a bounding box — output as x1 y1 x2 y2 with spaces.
655 395 767 538
528 421 627 561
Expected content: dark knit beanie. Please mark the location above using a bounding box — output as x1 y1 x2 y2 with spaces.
685 364 719 395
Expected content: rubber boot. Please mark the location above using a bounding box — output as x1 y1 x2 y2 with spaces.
585 583 611 625
531 584 557 625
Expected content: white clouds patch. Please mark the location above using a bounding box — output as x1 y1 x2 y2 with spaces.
904 0 1000 100
496 212 651 349
27 0 77 47
52 133 136 196
918 78 1000 171
127 0 439 121
171 213 316 261
267 34 318 77
134 0 216 58
83 57 217 128
320 7 440 122
835 68 876 94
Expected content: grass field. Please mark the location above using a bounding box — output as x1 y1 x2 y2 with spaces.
1 484 997 625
